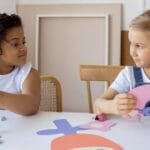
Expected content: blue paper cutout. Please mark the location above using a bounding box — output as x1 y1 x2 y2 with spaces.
1 116 7 121
138 107 150 116
37 119 87 135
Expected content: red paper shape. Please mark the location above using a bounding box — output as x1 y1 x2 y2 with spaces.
51 133 123 150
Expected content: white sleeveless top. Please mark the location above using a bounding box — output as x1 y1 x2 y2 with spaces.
0 62 32 94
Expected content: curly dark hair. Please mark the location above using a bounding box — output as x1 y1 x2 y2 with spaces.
0 13 22 43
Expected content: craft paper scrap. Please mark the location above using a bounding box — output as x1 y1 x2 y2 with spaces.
79 120 116 131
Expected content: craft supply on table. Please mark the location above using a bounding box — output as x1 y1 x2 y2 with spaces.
95 113 108 121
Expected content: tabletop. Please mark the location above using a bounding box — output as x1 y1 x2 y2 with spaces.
0 110 150 150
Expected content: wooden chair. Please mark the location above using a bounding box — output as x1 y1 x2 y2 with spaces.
40 75 62 112
80 65 124 113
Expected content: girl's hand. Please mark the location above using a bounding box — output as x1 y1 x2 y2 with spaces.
111 93 136 115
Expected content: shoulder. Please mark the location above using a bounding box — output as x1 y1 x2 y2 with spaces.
22 67 40 89
123 66 133 72
109 66 135 93
119 66 134 77
16 62 40 90
28 67 40 79
22 62 40 81
19 62 39 77
118 66 135 83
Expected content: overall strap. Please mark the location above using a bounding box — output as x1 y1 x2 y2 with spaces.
133 66 144 88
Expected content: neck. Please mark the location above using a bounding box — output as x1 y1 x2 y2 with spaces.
0 64 15 75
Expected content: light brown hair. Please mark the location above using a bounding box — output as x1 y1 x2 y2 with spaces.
129 10 150 31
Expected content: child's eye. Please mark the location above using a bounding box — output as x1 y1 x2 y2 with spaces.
23 41 26 45
135 44 144 49
11 41 26 48
135 44 140 48
12 43 19 48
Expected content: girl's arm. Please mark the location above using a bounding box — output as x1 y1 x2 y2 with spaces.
0 68 41 115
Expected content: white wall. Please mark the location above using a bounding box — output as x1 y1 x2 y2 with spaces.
17 0 147 30
0 0 17 14
123 0 145 30
145 0 150 9
0 0 147 29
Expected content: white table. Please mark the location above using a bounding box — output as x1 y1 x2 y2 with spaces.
0 110 150 150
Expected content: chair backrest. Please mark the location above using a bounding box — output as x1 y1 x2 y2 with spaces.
80 65 124 113
40 75 62 112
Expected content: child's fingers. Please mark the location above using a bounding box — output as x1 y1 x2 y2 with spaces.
118 99 136 105
117 103 136 115
118 104 136 110
116 93 136 99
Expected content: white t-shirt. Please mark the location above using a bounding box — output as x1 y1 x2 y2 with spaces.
0 62 32 94
109 66 150 93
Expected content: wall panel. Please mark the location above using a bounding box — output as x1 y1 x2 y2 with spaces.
17 4 121 112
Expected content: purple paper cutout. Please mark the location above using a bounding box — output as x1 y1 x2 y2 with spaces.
37 119 87 135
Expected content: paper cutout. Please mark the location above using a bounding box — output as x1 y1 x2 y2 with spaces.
1 116 7 121
51 133 123 150
79 120 116 131
0 140 3 144
123 112 142 120
0 116 7 143
37 119 87 135
129 84 150 109
37 119 122 149
127 84 150 117
0 135 3 144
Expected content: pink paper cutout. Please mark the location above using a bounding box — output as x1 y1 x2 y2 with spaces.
129 84 150 109
123 113 143 120
79 120 116 131
124 84 150 119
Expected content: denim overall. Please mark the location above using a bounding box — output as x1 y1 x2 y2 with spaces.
133 67 150 116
